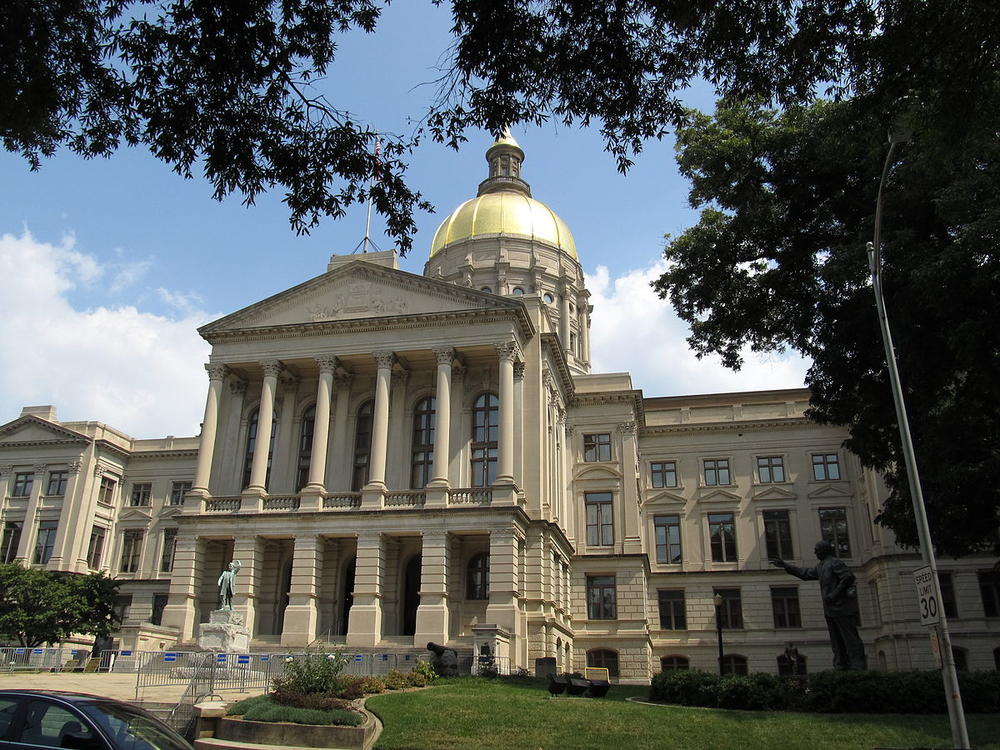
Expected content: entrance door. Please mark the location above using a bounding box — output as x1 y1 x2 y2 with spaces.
340 557 356 636
402 555 421 636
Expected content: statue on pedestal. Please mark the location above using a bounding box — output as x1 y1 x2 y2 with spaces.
771 540 866 670
217 560 241 610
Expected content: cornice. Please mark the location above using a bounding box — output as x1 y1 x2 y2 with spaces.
571 387 647 428
129 450 200 460
201 307 535 345
539 333 576 399
641 417 809 435
0 415 92 443
94 438 131 459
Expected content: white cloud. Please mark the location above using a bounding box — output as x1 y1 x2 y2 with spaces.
586 260 811 397
0 231 217 438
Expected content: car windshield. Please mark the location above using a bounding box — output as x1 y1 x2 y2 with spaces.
79 702 191 750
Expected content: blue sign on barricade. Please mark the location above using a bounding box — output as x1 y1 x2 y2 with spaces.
32 649 43 654
216 654 227 663
14 649 25 654
260 655 270 662
163 653 177 662
237 655 250 664
354 654 363 662
380 654 388 661
120 650 132 656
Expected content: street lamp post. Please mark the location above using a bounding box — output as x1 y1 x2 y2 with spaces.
868 129 970 749
713 593 725 675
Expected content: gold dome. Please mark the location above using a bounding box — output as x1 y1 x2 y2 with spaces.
429 189 577 258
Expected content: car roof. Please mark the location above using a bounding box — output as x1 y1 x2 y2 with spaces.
0 690 121 705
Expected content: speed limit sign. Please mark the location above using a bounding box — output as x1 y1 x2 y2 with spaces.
913 565 941 627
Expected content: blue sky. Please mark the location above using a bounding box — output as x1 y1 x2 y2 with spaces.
0 3 808 437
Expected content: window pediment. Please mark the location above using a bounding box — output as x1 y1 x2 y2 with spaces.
574 464 624 482
696 487 742 503
807 483 852 500
644 489 687 508
750 485 798 501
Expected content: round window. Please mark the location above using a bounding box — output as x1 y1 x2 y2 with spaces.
512 287 524 296
543 292 554 304
480 286 492 293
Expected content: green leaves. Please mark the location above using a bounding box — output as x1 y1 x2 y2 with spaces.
0 564 121 647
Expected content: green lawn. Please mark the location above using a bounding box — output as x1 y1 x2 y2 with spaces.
366 677 1000 750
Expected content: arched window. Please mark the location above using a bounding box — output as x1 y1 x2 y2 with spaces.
471 393 499 487
777 653 807 676
296 405 316 491
587 649 619 679
721 654 748 676
952 647 968 672
467 553 489 600
352 401 374 492
660 655 689 672
242 408 277 490
411 397 436 488
512 287 524 296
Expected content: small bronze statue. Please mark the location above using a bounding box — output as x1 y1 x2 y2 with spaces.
771 540 865 670
217 560 242 610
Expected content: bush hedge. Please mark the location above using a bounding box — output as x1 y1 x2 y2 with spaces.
649 669 1000 713
227 695 363 726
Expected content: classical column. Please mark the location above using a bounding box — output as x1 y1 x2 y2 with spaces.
281 535 323 646
48 460 83 571
366 351 395 490
232 536 263 637
560 287 572 356
513 361 525 487
305 356 338 493
386 368 409 487
414 531 450 646
581 302 592 365
14 463 47 564
618 421 643 554
329 374 353 490
274 372 299 490
247 360 282 493
347 532 385 647
161 535 204 642
495 340 519 485
430 347 454 486
192 364 228 496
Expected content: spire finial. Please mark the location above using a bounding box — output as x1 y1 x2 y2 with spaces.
478 130 530 197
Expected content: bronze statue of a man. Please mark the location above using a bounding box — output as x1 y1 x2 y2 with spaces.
217 560 242 610
771 540 865 670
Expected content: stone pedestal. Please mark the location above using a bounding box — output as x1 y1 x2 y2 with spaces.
198 609 250 653
472 623 511 673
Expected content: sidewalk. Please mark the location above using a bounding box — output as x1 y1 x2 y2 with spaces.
0 671 262 704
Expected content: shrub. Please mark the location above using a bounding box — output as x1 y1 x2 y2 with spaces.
411 659 437 684
383 670 410 690
271 684 354 712
273 651 348 696
335 674 386 699
356 675 386 694
227 695 269 715
649 669 719 707
227 695 363 727
406 669 428 687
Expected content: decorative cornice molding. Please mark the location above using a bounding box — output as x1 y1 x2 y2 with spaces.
641 417 808 435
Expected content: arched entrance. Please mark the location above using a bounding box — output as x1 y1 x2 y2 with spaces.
340 557 356 636
402 555 421 636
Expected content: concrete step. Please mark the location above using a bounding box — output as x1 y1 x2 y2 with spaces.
195 736 359 750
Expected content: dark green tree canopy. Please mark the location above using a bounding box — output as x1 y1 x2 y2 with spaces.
654 97 1000 557
4 1 997 250
0 564 122 647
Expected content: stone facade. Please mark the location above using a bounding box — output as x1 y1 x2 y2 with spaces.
1 137 998 682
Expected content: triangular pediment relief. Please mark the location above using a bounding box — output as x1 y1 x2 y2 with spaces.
696 487 742 503
806 483 852 500
201 262 521 334
573 464 624 482
158 506 184 519
0 416 90 445
118 508 152 522
750 485 798 501
644 489 688 507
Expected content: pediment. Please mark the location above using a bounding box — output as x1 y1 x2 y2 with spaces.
119 508 152 522
696 487 742 503
750 485 798 501
159 506 184 519
573 464 624 482
0 416 89 445
807 483 852 500
644 489 687 507
201 261 521 334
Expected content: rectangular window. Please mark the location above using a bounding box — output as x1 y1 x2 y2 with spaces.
150 594 169 626
708 512 737 562
714 587 743 629
12 472 34 497
33 520 58 564
657 590 686 629
819 507 852 558
771 586 802 628
939 572 958 619
87 526 106 570
130 482 152 507
160 528 178 573
763 510 794 559
869 579 883 624
98 476 117 505
586 575 617 619
46 470 68 496
585 492 614 546
654 514 682 564
169 481 192 506
756 456 785 483
812 453 841 481
119 529 144 574
1 521 22 563
650 461 678 488
978 571 1000 618
583 433 612 462
703 458 731 486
